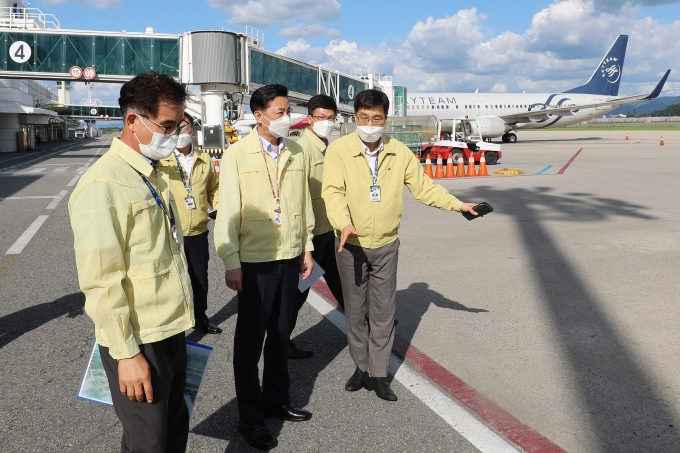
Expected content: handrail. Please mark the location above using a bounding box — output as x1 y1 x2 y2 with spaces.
0 6 60 29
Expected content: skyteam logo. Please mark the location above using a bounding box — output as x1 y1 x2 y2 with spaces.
601 57 621 84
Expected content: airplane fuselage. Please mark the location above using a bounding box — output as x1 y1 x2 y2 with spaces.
407 93 617 133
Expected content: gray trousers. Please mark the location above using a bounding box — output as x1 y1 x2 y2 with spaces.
335 238 399 377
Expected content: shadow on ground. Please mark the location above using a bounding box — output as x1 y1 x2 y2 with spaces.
456 185 678 452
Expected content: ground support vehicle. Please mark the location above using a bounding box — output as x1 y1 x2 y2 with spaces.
420 118 502 165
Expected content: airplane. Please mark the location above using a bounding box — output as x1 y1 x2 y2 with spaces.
407 35 671 142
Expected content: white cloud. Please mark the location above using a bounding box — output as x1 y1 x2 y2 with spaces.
207 0 341 27
69 82 122 106
279 23 340 39
42 0 121 9
275 0 680 95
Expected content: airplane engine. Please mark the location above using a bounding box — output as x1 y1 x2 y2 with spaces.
475 117 511 138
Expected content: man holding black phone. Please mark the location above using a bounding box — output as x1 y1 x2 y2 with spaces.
322 89 481 402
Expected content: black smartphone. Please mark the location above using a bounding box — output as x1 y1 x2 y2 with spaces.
462 202 493 220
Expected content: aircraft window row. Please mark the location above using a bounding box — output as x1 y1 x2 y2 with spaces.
409 104 533 110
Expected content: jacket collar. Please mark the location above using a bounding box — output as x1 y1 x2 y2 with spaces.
350 131 390 157
112 138 154 177
245 128 292 163
303 128 328 153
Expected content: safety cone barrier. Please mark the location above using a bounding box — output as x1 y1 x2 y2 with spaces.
214 159 221 178
466 154 477 176
456 155 465 176
424 153 434 178
434 156 445 178
445 156 456 177
625 134 629 140
477 152 490 176
660 136 665 146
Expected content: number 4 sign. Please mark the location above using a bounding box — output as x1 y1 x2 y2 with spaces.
9 41 31 64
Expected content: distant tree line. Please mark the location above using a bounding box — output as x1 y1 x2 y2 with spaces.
626 103 680 118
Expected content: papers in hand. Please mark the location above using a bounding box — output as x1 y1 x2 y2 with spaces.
298 259 325 293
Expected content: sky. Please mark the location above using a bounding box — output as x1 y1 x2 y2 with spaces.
30 0 680 104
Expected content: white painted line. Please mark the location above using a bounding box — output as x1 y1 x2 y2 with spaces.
306 290 520 453
0 196 57 201
25 167 46 174
6 215 49 255
66 175 81 187
45 190 68 210
52 167 68 173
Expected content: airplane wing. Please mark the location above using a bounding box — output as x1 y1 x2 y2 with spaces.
500 70 671 123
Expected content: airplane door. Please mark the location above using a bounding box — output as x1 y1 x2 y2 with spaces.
588 98 595 115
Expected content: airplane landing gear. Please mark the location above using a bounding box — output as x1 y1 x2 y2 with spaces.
502 132 517 143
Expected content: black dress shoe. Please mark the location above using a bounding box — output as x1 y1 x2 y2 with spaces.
288 340 313 359
344 367 366 391
195 317 223 334
264 404 312 422
364 375 398 401
238 421 278 450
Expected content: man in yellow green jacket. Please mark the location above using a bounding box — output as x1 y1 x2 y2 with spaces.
160 112 221 334
288 94 345 359
214 84 315 450
69 72 193 452
322 89 479 402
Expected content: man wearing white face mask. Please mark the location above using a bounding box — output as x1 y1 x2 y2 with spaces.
69 72 194 452
215 84 315 450
322 89 479 402
160 112 221 335
288 94 345 359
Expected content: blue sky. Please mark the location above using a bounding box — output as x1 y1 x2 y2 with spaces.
32 0 680 103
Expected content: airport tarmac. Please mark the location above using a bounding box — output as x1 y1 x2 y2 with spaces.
0 130 678 452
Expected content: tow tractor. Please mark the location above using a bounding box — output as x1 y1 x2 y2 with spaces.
420 118 502 165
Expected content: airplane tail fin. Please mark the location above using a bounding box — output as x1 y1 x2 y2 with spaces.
565 35 628 96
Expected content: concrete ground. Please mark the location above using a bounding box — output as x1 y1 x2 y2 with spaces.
0 130 678 452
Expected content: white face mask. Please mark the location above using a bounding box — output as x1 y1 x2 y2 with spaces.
176 133 193 149
262 114 292 138
134 115 178 160
312 120 334 138
357 125 384 143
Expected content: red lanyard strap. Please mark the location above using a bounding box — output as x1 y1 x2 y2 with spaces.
258 135 281 205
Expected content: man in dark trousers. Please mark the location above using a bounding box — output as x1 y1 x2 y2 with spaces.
69 72 194 452
160 112 222 334
215 84 315 450
289 94 345 359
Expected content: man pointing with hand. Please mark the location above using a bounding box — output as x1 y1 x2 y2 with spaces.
323 89 478 402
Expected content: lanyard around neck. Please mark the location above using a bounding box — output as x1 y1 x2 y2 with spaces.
258 134 281 206
368 149 379 185
132 167 180 248
173 152 192 195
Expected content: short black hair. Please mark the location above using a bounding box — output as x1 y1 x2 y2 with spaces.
354 89 389 116
308 94 337 115
119 71 187 118
251 84 288 113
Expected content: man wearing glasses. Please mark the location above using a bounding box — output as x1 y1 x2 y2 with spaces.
322 89 479 401
69 72 194 451
160 113 222 335
288 94 345 359
215 84 315 450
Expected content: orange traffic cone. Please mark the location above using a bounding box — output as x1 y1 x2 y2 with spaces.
466 153 477 176
456 155 465 176
434 156 445 178
625 134 629 140
445 156 456 177
424 153 434 178
477 152 490 176
660 136 665 146
214 159 221 178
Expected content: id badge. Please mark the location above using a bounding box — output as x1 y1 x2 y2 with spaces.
274 208 282 227
184 196 196 210
370 185 381 202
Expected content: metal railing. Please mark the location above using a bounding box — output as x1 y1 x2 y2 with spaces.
80 99 103 106
0 7 60 29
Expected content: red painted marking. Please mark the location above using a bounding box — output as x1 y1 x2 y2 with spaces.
312 280 567 453
557 148 583 174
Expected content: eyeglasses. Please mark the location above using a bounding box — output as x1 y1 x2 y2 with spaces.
136 114 182 136
178 121 193 134
312 115 336 122
356 115 386 126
